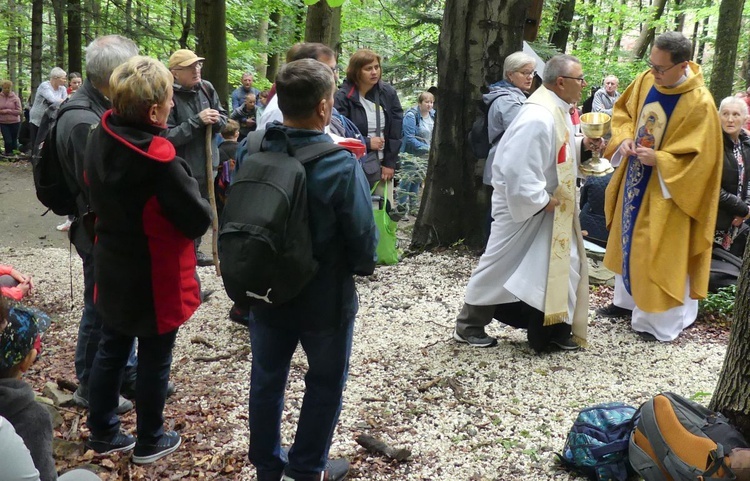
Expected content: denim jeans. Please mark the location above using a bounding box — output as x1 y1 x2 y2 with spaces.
248 316 355 479
0 122 20 154
87 323 177 444
75 248 136 386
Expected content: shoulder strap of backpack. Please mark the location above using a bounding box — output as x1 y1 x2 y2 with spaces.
294 143 346 164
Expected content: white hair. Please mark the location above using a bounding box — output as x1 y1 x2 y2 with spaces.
719 96 749 118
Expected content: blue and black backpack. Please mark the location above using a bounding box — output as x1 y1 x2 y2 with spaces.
557 402 637 481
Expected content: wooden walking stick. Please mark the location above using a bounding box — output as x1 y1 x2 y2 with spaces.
205 126 221 276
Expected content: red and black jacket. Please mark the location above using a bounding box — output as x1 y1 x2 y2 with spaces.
84 110 212 337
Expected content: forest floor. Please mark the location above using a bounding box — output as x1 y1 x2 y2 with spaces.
0 160 731 480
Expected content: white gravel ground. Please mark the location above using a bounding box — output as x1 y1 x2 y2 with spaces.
2 246 726 480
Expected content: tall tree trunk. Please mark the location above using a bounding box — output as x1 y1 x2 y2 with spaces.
612 0 627 55
330 7 342 55
548 0 576 52
709 0 746 104
742 39 750 89
696 15 709 64
266 12 282 83
30 0 43 99
631 0 669 59
255 17 269 79
7 0 19 89
52 0 65 68
673 0 685 30
584 0 596 41
412 0 528 249
195 0 228 106
178 0 192 49
304 0 340 47
125 0 133 37
710 249 750 438
67 0 82 76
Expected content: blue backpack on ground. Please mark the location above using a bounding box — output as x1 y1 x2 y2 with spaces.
558 402 637 481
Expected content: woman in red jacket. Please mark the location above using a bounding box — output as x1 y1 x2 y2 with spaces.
0 81 22 156
82 56 212 464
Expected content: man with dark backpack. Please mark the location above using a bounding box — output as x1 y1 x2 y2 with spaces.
53 35 142 413
222 59 377 481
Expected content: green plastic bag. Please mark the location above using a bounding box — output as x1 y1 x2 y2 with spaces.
371 181 399 265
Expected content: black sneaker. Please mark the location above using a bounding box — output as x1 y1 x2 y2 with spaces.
636 331 658 342
595 303 633 319
549 335 581 351
453 329 498 348
282 458 350 481
196 251 214 267
73 385 134 414
229 304 251 327
132 431 181 465
86 431 136 455
120 381 176 401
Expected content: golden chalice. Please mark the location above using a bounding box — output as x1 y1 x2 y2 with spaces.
579 112 614 177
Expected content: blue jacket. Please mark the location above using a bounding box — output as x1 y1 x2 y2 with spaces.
401 106 435 156
231 86 261 110
250 125 378 330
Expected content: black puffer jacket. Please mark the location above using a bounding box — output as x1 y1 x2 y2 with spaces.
717 131 750 232
85 111 212 337
334 79 403 170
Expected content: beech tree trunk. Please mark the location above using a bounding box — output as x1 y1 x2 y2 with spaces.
709 0 746 104
67 0 83 76
304 0 341 48
30 0 43 98
255 17 269 79
266 12 282 82
195 0 228 105
52 0 65 68
7 0 19 89
412 0 529 249
710 250 750 438
631 0 669 60
549 0 576 52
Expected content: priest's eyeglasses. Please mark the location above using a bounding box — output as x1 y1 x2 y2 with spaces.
560 75 586 84
646 61 679 74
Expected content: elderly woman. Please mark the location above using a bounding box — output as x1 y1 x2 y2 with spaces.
715 96 750 256
28 67 68 147
82 56 211 464
482 51 536 240
335 48 403 203
0 81 22 156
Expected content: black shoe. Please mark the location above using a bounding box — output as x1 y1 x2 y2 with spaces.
73 385 134 414
196 251 214 267
453 329 498 348
229 304 251 327
86 431 136 455
282 458 349 481
549 335 581 351
595 303 632 319
636 331 658 342
132 431 181 465
120 380 176 401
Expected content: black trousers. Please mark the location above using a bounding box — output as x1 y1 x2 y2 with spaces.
456 301 571 352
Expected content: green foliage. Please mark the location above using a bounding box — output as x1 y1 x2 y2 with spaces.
699 284 736 322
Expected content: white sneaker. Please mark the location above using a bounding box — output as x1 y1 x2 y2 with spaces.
56 219 72 231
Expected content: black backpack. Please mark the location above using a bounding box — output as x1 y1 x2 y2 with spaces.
31 99 90 216
218 128 346 308
467 93 504 159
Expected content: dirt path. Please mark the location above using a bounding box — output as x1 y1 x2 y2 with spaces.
0 160 71 250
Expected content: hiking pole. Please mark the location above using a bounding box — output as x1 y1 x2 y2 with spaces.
205 127 221 276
